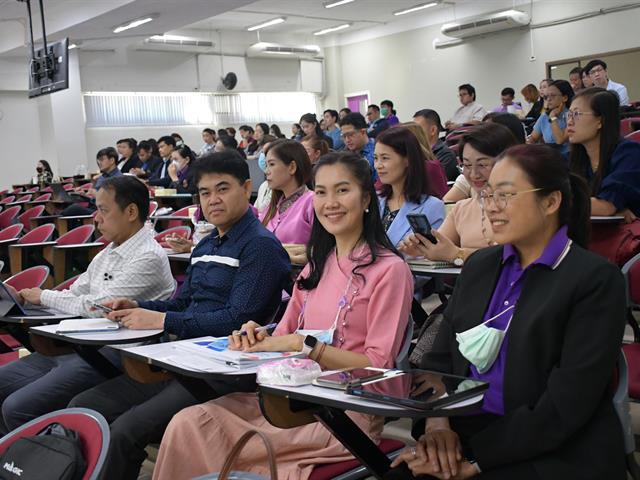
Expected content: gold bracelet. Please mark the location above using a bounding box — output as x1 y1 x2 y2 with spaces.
314 342 327 363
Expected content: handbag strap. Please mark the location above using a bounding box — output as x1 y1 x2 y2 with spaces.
219 430 278 480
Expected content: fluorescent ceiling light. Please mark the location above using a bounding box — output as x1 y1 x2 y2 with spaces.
393 2 438 16
314 23 351 35
68 43 78 50
496 9 522 16
150 34 190 41
324 0 355 8
247 17 286 31
113 17 153 33
265 51 293 55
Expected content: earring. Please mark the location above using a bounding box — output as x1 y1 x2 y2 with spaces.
365 208 369 213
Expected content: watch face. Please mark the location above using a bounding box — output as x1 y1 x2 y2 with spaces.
304 335 318 348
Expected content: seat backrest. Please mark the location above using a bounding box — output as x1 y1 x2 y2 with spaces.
16 194 32 202
167 205 196 229
0 407 110 480
148 201 158 217
57 224 95 246
26 186 39 193
620 117 640 136
623 252 640 307
0 195 16 204
18 205 46 231
54 274 81 291
626 130 640 143
19 223 55 244
34 193 52 201
0 224 23 241
63 183 74 191
4 265 50 290
154 226 192 244
0 206 22 229
395 317 414 371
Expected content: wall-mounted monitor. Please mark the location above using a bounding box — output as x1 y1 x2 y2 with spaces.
28 37 69 98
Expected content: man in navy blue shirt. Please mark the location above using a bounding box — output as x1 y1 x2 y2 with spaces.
68 150 291 480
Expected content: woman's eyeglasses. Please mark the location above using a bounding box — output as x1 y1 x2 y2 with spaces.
567 110 596 122
480 188 544 211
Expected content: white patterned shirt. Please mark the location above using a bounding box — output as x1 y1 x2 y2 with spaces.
449 101 487 125
40 226 174 316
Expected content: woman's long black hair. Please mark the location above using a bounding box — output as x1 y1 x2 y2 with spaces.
297 152 400 291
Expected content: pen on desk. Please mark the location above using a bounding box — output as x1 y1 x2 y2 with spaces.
233 323 278 337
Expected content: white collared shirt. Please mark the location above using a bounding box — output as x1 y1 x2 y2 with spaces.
607 79 630 106
40 226 175 316
450 101 487 125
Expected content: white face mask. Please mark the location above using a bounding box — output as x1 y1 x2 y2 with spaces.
295 277 354 346
455 305 515 374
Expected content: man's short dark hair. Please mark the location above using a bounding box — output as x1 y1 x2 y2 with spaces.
137 140 152 153
500 87 515 97
339 112 368 130
323 109 339 121
367 104 380 113
413 109 444 132
584 59 607 74
381 99 394 108
116 138 137 149
202 128 215 135
157 135 176 148
459 83 476 100
569 67 582 76
239 125 254 134
339 107 352 116
97 147 118 162
100 176 149 223
226 127 236 136
194 150 249 186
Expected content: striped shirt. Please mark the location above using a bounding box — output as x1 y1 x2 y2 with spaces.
139 208 291 339
40 226 174 316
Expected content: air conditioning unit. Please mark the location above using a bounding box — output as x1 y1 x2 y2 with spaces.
441 9 530 39
144 35 214 48
246 42 322 59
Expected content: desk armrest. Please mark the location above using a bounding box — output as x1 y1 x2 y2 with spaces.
57 215 95 221
0 238 19 246
9 241 57 249
53 242 104 250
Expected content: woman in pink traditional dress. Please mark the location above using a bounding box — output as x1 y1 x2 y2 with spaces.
259 139 315 245
153 152 414 480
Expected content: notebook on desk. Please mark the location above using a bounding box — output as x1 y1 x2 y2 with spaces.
177 336 304 368
55 318 120 334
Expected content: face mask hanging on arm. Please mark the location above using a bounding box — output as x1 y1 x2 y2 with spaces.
456 304 515 374
258 152 267 173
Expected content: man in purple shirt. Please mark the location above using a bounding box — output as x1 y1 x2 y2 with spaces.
381 99 400 126
492 87 523 114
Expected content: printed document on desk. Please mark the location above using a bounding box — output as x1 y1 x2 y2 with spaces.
176 336 304 368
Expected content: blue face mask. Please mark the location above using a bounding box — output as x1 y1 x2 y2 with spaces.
258 152 267 172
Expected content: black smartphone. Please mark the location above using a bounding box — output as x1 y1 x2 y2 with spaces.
316 368 385 390
406 213 437 244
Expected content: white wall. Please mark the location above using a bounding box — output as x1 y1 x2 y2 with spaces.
0 92 43 190
322 1 640 121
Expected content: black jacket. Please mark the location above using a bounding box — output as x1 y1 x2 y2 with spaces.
421 244 626 479
432 140 459 181
148 159 172 187
119 154 142 174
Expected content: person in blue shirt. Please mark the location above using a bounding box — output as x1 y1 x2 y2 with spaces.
528 80 574 156
568 87 640 221
375 127 445 247
366 104 391 138
68 150 291 480
340 112 377 179
322 109 344 150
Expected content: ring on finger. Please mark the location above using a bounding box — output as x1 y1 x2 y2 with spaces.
411 447 417 458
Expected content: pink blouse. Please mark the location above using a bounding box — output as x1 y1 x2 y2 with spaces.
274 247 413 368
260 190 315 245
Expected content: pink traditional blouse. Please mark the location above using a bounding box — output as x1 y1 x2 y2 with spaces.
259 189 315 245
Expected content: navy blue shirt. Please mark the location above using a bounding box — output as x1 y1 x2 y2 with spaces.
139 208 291 338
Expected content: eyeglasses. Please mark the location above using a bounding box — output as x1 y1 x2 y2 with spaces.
567 110 596 122
341 130 359 139
480 188 543 211
461 162 493 173
589 66 605 75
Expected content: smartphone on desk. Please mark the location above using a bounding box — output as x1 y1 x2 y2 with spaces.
90 302 113 314
316 368 385 390
406 213 437 244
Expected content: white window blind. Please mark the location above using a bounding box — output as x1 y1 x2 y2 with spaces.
84 92 318 127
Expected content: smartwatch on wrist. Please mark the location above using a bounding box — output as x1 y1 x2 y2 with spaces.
301 335 318 356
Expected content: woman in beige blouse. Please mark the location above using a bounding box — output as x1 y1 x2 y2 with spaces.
400 123 517 264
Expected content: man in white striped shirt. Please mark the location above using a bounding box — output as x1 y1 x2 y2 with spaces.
0 176 174 432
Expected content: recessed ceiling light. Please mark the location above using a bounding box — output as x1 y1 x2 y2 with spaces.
247 17 286 32
393 2 438 16
314 23 351 35
113 17 153 33
324 0 355 8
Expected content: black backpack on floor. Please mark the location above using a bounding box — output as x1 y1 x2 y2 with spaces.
0 422 87 480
